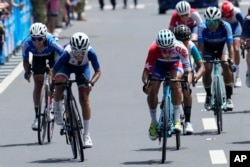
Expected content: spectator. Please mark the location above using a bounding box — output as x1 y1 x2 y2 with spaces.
30 0 48 24
0 24 5 55
76 0 87 21
99 0 116 10
47 0 60 35
0 2 9 20
123 0 137 9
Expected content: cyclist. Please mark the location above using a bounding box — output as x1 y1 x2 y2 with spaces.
169 1 203 42
241 6 250 87
22 22 64 131
173 24 205 134
142 29 192 140
51 32 101 148
221 1 244 88
198 7 234 111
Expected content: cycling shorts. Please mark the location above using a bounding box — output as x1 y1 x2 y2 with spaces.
203 44 228 61
32 52 55 75
150 60 184 80
55 64 90 87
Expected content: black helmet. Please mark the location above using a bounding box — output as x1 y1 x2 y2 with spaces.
173 24 192 41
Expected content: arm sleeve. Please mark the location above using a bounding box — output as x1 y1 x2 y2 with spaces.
52 51 70 72
88 48 100 71
22 41 30 60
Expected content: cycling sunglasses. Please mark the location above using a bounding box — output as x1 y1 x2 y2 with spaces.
160 46 175 55
31 37 44 42
72 50 86 57
206 20 219 26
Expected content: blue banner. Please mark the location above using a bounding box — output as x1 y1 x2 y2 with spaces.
0 0 32 65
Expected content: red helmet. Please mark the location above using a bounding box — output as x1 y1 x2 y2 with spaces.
221 1 234 18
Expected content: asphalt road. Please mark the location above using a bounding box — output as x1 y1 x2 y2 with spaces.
0 0 250 167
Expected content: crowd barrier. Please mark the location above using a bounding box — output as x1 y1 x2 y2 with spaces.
0 0 32 65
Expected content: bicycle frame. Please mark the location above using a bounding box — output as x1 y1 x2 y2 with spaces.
157 82 173 138
57 79 85 162
37 62 54 144
156 73 187 163
206 59 227 134
210 60 227 112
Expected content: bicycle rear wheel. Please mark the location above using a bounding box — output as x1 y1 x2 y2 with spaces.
71 97 84 162
38 86 48 145
214 77 223 134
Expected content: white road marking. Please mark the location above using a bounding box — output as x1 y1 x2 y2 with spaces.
197 92 206 103
0 53 33 94
0 62 23 94
202 118 217 130
209 150 227 164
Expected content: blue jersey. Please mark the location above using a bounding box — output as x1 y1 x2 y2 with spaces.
198 20 233 49
53 44 100 72
241 16 250 38
22 33 64 60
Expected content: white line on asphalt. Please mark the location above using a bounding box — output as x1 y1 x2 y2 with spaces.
202 118 217 130
0 62 23 94
197 92 206 103
209 150 227 164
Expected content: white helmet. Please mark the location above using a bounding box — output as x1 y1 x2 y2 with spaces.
70 32 90 51
156 29 175 48
204 7 222 20
175 1 190 15
29 23 47 37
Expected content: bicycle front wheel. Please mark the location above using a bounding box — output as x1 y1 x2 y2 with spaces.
161 99 168 164
71 96 84 162
38 85 48 145
214 77 223 134
66 95 78 159
47 97 55 142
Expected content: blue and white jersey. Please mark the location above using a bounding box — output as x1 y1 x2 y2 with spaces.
198 20 233 48
53 44 100 72
22 33 64 60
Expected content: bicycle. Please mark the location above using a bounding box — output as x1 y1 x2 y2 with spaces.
204 58 235 134
55 77 86 162
28 62 55 145
147 72 189 163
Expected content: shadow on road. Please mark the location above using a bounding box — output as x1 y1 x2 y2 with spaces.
134 146 186 152
223 110 250 115
0 142 38 147
231 141 250 144
29 158 79 164
121 159 173 165
191 131 220 136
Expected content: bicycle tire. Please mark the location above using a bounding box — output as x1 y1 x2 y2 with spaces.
67 95 77 159
161 99 167 164
71 96 84 162
38 85 48 145
214 77 223 134
47 96 55 142
161 93 171 164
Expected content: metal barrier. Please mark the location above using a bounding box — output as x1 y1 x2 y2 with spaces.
0 0 32 65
